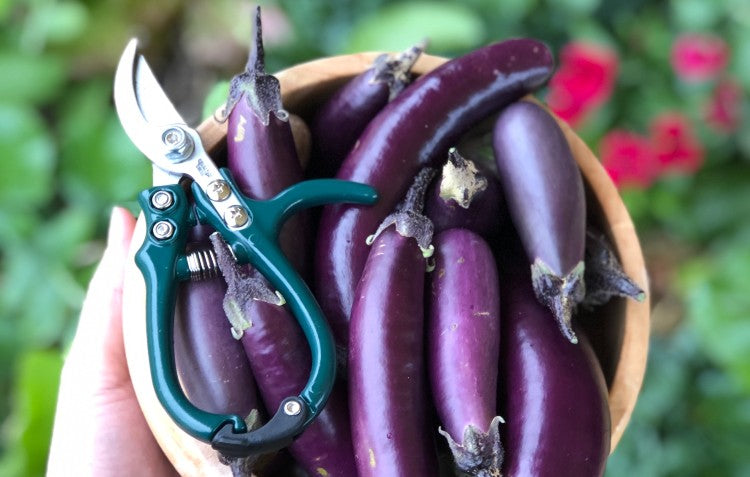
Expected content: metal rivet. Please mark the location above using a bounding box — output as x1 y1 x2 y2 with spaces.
152 221 175 240
283 400 302 416
151 190 174 210
224 205 249 228
206 180 231 202
162 126 193 161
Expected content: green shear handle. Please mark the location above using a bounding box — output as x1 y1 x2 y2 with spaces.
136 172 377 456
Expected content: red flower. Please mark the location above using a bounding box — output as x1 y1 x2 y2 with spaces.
547 42 619 126
705 76 743 133
600 130 657 188
649 113 704 175
671 34 729 82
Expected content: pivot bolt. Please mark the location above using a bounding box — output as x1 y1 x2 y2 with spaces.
162 126 194 162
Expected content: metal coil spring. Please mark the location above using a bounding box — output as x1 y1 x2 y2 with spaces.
185 247 220 281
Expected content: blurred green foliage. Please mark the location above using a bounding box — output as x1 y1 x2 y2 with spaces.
0 0 748 475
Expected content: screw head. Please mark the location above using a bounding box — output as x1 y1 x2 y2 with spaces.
206 180 231 202
152 221 175 240
224 205 249 228
162 127 194 161
283 400 302 416
151 190 174 210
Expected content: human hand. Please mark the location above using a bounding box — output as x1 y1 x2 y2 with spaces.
47 207 178 476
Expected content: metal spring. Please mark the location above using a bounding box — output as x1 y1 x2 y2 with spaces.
185 247 220 281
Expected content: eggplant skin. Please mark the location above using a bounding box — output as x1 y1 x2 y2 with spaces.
428 228 503 476
499 267 610 477
315 38 554 351
349 228 438 477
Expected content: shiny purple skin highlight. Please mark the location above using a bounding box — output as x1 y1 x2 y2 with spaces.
237 299 357 477
315 38 554 350
225 9 309 275
492 100 586 343
349 229 438 477
499 266 610 477
308 44 423 178
174 278 259 417
427 229 503 476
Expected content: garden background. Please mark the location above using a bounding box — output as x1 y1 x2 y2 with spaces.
1 0 749 475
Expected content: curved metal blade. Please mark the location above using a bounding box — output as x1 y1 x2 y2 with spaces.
113 38 184 185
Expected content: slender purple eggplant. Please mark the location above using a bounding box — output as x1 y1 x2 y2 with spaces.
427 228 503 476
492 100 586 343
425 148 505 240
583 227 645 308
210 234 357 477
498 251 610 477
349 169 438 477
224 7 309 275
308 41 424 178
315 38 554 351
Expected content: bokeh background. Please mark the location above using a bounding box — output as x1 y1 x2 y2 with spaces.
1 0 749 475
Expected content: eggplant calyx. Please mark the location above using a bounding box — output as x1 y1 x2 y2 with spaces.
223 6 285 125
372 39 427 100
210 233 285 339
582 228 645 308
531 258 586 344
366 167 437 255
439 415 505 477
439 148 488 209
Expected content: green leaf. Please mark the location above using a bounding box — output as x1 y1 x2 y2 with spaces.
344 2 485 55
678 228 750 394
0 53 66 105
555 0 601 16
0 350 63 477
21 0 89 48
0 105 56 211
670 0 723 30
202 80 231 120
58 81 150 207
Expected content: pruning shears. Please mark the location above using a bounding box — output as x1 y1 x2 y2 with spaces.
113 39 377 457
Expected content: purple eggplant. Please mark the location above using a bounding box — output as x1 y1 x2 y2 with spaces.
427 228 503 476
315 38 554 350
349 169 438 476
224 7 309 275
425 148 505 240
308 41 424 178
492 100 586 343
210 234 357 477
499 256 610 477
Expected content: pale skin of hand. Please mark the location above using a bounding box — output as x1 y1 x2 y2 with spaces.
47 207 178 477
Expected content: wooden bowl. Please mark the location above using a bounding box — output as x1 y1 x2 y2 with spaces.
122 52 650 476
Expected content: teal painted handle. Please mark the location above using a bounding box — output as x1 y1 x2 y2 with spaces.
137 171 377 455
135 185 246 442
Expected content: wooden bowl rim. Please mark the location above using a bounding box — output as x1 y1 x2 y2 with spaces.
122 52 651 476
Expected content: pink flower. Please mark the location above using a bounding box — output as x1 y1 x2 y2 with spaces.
547 42 619 126
600 130 657 188
671 34 729 82
649 113 704 175
704 76 743 133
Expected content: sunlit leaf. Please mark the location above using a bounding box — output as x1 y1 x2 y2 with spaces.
0 53 65 105
21 0 89 47
0 350 63 477
345 2 485 54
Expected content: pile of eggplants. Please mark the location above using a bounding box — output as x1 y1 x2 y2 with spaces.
172 8 646 477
